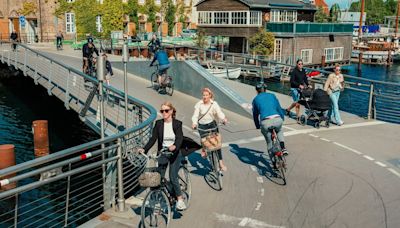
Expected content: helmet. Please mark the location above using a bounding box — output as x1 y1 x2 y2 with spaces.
87 37 94 43
255 82 267 90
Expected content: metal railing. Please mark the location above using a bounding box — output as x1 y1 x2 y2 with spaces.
0 41 157 227
266 22 354 34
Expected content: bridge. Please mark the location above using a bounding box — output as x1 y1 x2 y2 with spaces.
0 41 400 228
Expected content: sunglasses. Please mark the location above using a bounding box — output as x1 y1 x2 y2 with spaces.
297 63 303 65
160 109 170 113
335 69 341 71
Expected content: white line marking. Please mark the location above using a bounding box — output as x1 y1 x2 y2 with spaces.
182 125 199 136
239 217 250 226
215 213 285 228
375 161 387 167
256 176 264 183
255 202 262 211
363 155 375 161
309 134 319 138
260 188 265 196
250 165 257 172
283 126 296 131
320 137 331 142
387 168 400 178
333 142 363 155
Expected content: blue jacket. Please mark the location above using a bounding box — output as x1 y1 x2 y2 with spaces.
150 50 169 66
252 92 285 129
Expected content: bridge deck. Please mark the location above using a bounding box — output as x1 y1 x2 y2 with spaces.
24 43 400 228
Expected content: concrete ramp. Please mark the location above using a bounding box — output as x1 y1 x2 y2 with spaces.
113 60 252 117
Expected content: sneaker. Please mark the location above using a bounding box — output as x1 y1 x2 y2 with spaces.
338 121 344 126
282 149 289 156
285 109 290 116
176 200 187 211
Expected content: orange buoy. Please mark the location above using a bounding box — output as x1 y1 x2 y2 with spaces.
0 144 17 191
33 120 49 157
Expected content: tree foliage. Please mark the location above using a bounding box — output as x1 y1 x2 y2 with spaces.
17 1 37 16
164 0 176 36
146 0 158 32
194 29 208 48
126 0 139 32
99 0 125 37
330 3 341 22
314 6 329 23
73 0 98 39
350 0 397 25
249 29 275 56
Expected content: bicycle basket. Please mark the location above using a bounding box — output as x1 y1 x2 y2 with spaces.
139 171 161 188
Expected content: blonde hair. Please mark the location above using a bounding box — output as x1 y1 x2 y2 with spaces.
202 87 214 99
161 101 176 119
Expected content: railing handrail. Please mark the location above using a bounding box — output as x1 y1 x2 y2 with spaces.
0 41 157 178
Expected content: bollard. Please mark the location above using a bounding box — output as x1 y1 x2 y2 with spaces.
33 120 49 157
0 144 17 191
358 52 363 71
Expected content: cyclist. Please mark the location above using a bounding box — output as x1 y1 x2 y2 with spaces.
82 37 99 75
148 34 161 58
55 31 64 50
252 83 288 168
138 102 186 211
10 30 18 51
149 46 170 94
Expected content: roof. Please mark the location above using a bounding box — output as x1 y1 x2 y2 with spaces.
314 0 328 14
196 0 316 10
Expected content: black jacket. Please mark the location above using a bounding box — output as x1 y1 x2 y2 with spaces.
82 43 99 58
143 119 183 157
290 67 308 88
10 32 18 41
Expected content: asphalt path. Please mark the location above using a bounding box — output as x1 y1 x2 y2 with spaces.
30 45 400 228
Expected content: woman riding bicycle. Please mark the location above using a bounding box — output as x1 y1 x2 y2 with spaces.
191 88 228 171
138 101 186 210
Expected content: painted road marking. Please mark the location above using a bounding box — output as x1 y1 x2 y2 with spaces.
309 134 319 138
283 126 296 131
387 168 400 178
215 213 285 228
320 137 331 142
256 176 264 183
375 161 387 167
260 188 265 196
363 155 375 161
250 165 257 172
333 142 363 155
255 202 262 211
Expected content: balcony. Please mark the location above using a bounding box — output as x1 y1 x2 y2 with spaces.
266 22 354 35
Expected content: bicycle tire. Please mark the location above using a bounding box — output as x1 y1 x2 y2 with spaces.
212 151 223 190
151 72 158 90
166 80 174 96
141 189 171 228
178 166 191 208
275 155 286 185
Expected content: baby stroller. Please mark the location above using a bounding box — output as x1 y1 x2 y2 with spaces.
298 88 331 128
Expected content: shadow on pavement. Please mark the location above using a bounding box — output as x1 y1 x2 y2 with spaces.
187 151 210 176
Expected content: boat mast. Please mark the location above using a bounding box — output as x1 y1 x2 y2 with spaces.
358 0 365 43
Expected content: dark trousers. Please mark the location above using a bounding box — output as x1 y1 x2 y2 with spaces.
198 121 223 160
11 43 17 51
159 153 182 197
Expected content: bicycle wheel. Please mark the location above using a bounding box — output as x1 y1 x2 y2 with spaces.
212 152 223 190
151 72 158 90
275 155 286 185
141 189 171 228
166 78 174 96
178 166 191 208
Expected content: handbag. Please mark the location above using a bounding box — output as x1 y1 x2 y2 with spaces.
201 132 222 151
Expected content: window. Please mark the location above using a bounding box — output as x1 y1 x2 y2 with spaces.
172 0 176 5
197 11 260 26
301 49 313 64
324 47 344 62
198 11 212 25
231 12 247 25
214 12 229 25
155 0 161 5
96 16 102 33
270 9 297 22
274 39 282 62
65 13 75 33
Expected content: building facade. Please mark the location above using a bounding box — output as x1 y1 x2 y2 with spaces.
196 0 353 67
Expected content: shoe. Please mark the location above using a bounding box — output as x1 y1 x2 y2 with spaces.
338 121 344 126
176 200 187 211
285 109 290 116
282 149 289 156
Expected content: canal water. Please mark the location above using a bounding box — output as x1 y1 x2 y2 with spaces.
0 66 99 227
240 63 400 123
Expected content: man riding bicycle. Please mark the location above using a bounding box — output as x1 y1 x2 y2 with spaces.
82 37 99 75
56 31 64 50
252 83 288 169
149 46 170 94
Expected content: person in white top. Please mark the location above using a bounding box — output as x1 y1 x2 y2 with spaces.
192 88 228 171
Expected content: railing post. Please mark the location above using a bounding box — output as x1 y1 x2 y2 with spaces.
23 49 27 76
8 49 10 66
34 54 39 85
14 47 18 68
368 83 375 120
260 62 264 83
64 70 70 109
48 62 53 96
122 42 129 129
173 44 177 60
14 193 18 228
117 138 125 212
64 163 71 227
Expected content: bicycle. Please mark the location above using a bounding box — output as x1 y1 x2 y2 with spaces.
136 148 191 228
83 56 97 91
56 40 63 50
150 65 174 96
197 126 223 191
267 126 287 185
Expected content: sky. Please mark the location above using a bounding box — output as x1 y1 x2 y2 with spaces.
325 0 353 9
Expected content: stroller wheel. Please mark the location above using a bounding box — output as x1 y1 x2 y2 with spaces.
300 115 306 126
314 122 320 129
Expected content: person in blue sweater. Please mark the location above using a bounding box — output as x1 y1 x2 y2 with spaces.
252 83 288 167
150 46 170 93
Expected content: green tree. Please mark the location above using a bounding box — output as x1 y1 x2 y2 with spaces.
164 0 176 36
249 29 275 56
314 6 329 23
126 0 139 34
350 0 393 25
146 0 158 32
100 0 125 38
194 29 208 48
17 1 37 16
330 3 341 22
177 1 185 23
73 0 98 39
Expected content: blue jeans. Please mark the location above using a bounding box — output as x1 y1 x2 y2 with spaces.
158 64 170 75
260 117 284 162
290 88 300 102
329 91 342 123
